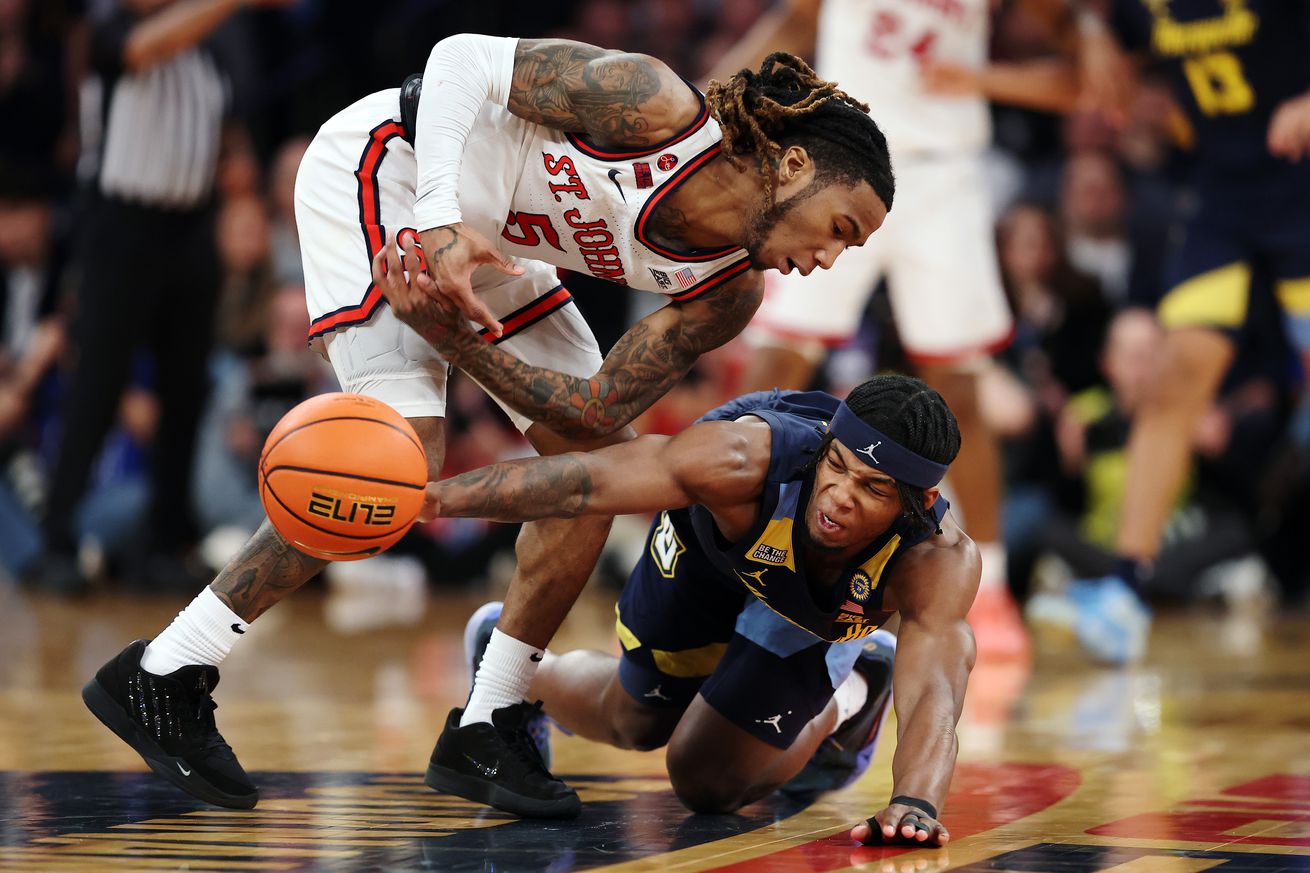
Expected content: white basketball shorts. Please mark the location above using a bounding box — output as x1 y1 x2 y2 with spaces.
749 153 1013 364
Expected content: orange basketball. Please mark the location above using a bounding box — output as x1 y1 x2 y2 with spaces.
258 393 428 561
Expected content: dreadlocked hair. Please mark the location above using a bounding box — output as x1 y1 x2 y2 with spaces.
706 52 894 208
806 374 961 536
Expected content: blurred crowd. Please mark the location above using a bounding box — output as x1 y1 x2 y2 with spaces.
1 0 1307 611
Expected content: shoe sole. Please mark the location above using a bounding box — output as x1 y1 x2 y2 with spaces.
82 677 258 810
425 762 581 819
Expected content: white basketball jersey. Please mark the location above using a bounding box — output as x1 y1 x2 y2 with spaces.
815 0 991 156
458 94 752 303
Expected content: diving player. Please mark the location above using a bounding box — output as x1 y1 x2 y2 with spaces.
1029 0 1310 663
420 374 976 844
82 38 897 814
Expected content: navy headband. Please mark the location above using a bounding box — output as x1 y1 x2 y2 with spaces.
827 402 948 489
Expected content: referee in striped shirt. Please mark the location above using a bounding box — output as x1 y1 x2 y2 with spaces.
39 0 284 593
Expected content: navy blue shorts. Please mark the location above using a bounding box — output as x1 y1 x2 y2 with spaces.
1158 169 1310 351
615 510 865 749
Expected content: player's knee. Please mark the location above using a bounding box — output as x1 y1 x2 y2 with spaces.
668 770 747 815
606 689 678 751
666 742 748 814
611 713 676 752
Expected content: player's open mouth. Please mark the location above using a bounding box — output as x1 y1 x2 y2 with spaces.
817 509 842 533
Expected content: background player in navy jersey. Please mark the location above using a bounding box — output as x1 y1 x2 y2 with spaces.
419 374 975 845
1019 1 1310 663
83 38 897 815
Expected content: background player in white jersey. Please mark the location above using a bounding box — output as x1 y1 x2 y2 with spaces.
708 0 1079 659
82 36 897 817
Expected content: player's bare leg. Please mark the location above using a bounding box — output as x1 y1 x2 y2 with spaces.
738 340 825 395
665 696 842 813
530 653 866 810
919 362 1026 659
428 423 635 819
1115 329 1234 561
528 650 682 750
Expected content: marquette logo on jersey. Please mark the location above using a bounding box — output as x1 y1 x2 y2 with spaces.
307 489 397 526
650 512 686 579
1145 0 1257 56
750 543 789 565
848 570 874 603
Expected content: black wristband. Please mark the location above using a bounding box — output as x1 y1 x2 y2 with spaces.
891 795 938 820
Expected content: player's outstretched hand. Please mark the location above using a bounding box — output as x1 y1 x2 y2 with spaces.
851 803 950 848
416 223 523 338
1268 92 1310 162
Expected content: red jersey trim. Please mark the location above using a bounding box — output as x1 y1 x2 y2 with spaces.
668 257 752 302
477 285 574 345
308 119 405 341
634 143 743 263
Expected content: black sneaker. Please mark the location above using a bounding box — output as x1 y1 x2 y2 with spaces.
425 704 581 819
82 640 258 809
780 629 897 796
463 601 553 767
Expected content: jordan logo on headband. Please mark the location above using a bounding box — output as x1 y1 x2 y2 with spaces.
828 403 948 490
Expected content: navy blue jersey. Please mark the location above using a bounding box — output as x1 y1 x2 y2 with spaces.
663 389 947 644
1112 0 1310 175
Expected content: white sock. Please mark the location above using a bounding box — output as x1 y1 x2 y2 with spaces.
832 669 869 729
977 541 1008 592
140 588 249 675
460 628 544 726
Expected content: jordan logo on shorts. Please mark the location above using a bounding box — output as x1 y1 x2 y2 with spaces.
856 442 882 464
755 711 792 733
644 685 672 702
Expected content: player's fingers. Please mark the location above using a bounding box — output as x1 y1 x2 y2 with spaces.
850 822 873 843
451 285 503 336
481 246 525 277
936 824 951 845
385 244 410 295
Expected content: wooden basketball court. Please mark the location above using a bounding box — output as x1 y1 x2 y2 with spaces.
3 583 1308 872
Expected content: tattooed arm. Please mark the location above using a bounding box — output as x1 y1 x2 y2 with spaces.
508 38 702 148
424 419 770 523
398 270 764 440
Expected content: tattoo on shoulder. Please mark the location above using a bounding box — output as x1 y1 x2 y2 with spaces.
510 39 664 145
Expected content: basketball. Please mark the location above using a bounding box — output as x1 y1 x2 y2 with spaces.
258 393 428 561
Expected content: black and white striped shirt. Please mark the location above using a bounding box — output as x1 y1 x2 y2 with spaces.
86 9 229 210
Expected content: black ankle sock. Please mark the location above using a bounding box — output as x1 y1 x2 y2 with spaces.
1113 556 1153 594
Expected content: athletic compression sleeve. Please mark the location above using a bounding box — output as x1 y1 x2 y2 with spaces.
413 33 517 231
